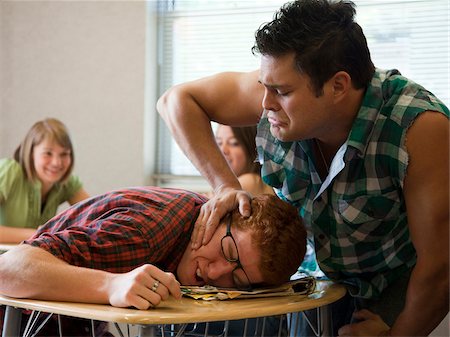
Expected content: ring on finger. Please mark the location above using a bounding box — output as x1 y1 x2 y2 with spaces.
151 280 160 292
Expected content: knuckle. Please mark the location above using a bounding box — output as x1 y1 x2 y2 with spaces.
134 272 145 283
140 264 153 273
165 273 177 286
124 293 134 304
141 301 152 310
160 289 170 300
152 296 161 306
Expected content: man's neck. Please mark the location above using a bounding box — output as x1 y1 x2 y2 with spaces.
316 87 365 160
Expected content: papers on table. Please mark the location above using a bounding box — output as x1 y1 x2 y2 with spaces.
180 276 316 301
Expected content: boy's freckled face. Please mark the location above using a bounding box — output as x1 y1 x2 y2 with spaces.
176 223 264 288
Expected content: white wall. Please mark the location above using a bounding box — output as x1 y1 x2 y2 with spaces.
0 0 153 197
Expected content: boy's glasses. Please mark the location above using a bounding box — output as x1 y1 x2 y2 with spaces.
220 215 253 291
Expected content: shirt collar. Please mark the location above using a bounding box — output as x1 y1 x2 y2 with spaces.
346 69 399 159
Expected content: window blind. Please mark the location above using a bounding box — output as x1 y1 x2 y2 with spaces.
155 0 449 180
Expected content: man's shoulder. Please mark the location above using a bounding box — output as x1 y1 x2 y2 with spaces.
376 69 449 126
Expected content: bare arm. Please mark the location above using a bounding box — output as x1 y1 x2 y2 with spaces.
0 225 36 244
238 173 275 197
158 70 263 189
0 245 182 309
339 111 449 336
68 187 89 205
391 111 449 335
157 71 264 246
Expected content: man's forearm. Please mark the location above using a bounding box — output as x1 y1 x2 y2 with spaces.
0 245 110 303
157 85 241 191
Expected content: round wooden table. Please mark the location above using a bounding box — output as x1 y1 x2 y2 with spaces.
0 280 346 337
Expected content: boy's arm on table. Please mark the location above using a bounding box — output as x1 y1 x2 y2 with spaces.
0 244 181 309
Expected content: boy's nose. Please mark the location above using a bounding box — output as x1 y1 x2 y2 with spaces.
207 259 235 282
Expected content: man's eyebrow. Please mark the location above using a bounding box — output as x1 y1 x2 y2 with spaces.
257 79 286 89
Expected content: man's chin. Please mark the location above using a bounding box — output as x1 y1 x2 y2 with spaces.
270 127 290 142
270 127 302 143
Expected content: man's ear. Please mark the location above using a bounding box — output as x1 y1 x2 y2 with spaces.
331 71 351 103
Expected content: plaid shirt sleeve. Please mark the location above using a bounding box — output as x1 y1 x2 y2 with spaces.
24 187 207 273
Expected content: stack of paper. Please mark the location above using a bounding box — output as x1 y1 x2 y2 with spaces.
180 277 316 301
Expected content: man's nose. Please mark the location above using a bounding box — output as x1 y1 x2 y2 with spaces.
262 90 281 112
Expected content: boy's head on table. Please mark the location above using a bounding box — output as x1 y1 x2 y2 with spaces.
178 194 307 289
0 187 307 310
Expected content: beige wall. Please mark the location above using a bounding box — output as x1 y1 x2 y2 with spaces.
0 0 155 197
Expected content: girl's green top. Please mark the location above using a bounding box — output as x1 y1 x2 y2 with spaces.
0 158 82 229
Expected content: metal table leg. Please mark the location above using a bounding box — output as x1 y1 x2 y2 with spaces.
2 306 22 337
288 304 334 337
139 324 158 337
318 304 332 336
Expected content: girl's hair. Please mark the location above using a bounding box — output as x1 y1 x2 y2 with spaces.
231 126 261 175
232 194 307 286
13 118 74 183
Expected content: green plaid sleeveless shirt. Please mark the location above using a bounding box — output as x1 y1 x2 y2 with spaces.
256 69 449 298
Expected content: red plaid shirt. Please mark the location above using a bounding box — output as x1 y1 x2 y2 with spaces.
24 187 207 274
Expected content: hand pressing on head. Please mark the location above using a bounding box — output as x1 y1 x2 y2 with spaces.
191 186 251 249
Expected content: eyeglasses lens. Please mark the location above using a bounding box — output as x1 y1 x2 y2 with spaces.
222 236 239 261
